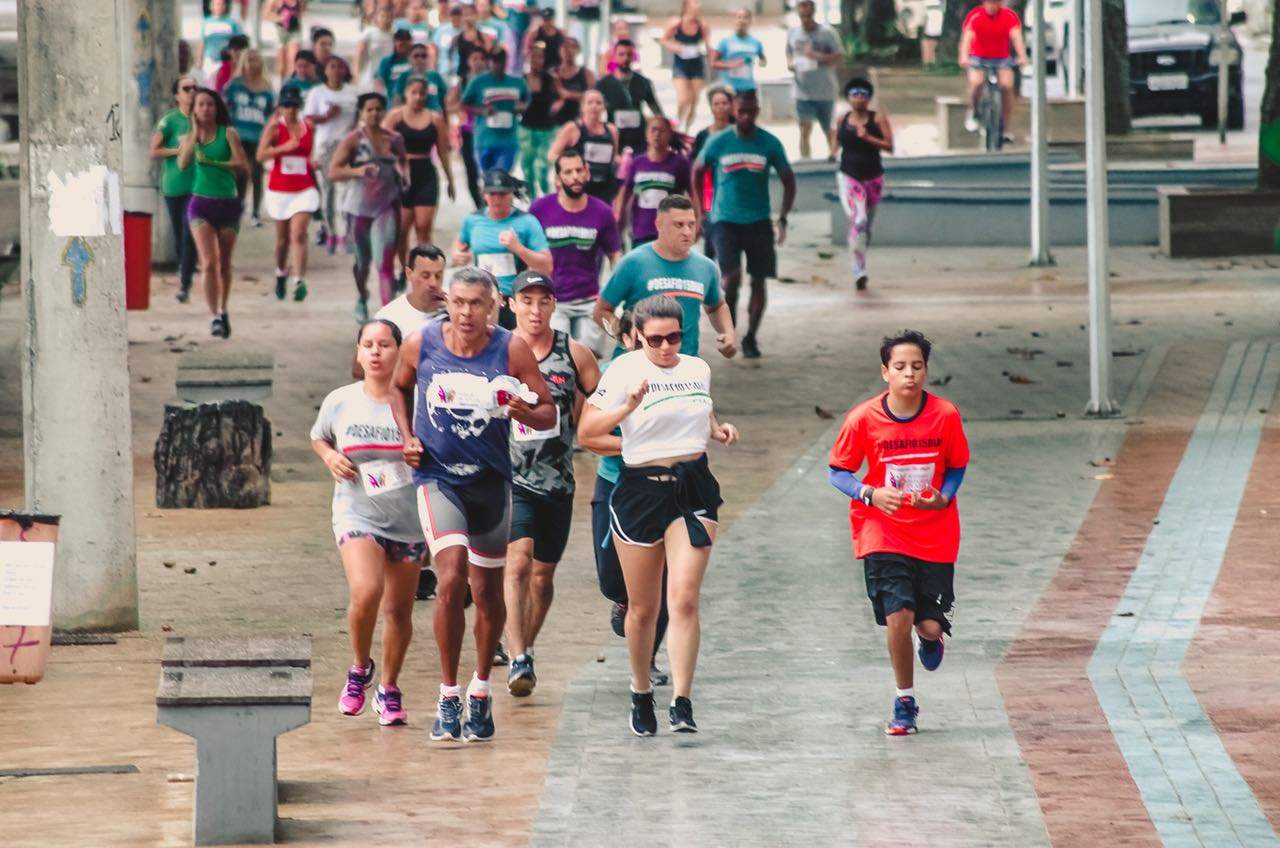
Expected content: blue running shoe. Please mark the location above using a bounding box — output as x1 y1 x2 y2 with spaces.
463 694 495 742
669 696 698 733
630 690 657 737
915 631 944 672
507 655 536 697
430 695 463 742
885 696 919 736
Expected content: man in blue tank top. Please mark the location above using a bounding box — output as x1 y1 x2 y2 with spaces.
390 267 556 743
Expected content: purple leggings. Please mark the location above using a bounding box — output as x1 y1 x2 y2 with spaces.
347 206 399 304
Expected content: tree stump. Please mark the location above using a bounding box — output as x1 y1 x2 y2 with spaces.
154 401 272 509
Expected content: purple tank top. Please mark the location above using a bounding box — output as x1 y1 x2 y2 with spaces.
412 318 513 485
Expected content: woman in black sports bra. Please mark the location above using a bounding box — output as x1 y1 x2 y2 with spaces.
835 76 894 291
661 0 710 131
550 37 596 125
547 88 619 203
384 76 455 277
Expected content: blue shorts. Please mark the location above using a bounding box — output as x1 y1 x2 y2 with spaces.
476 145 518 176
969 56 1016 71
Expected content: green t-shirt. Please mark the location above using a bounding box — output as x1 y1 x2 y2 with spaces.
600 243 723 357
696 126 791 225
395 70 447 112
155 109 195 197
461 72 529 150
192 125 238 199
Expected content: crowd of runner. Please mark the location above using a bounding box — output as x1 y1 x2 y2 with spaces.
158 0 993 741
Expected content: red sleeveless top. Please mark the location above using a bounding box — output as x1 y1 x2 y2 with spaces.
267 119 316 192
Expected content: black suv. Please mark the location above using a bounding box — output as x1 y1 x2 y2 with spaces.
1127 0 1245 129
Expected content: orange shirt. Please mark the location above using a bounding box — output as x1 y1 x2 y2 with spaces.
828 391 970 563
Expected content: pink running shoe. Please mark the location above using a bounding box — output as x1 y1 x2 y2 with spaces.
374 685 408 726
339 660 376 716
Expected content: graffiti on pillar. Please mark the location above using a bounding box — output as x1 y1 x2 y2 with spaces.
105 103 122 142
61 237 93 306
2 626 40 664
134 59 155 109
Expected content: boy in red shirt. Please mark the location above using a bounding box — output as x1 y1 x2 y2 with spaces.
828 330 969 735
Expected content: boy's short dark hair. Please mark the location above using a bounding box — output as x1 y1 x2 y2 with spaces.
311 26 334 43
880 330 932 365
407 243 445 269
657 194 694 214
294 49 318 66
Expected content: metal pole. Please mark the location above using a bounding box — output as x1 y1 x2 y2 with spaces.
1084 0 1117 416
19 0 139 629
1068 0 1083 97
1216 0 1230 144
1029 0 1053 266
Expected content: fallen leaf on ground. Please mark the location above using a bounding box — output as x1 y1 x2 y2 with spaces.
814 405 834 420
1089 458 1116 467
1008 374 1036 384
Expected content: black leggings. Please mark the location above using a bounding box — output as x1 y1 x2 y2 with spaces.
238 137 265 217
592 474 668 653
163 192 197 290
460 127 483 210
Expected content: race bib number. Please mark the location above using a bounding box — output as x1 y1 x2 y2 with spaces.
638 187 668 209
729 62 753 80
427 372 492 410
793 55 816 74
477 251 516 278
615 109 641 129
678 46 702 60
487 111 514 130
512 406 560 442
583 141 613 164
280 155 309 175
885 462 935 494
360 459 412 496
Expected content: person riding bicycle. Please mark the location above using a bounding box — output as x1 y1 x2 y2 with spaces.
958 0 1029 142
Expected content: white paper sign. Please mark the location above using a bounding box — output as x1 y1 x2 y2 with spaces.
47 166 123 237
512 406 560 442
793 55 816 74
885 462 935 494
615 109 641 129
360 459 413 496
0 541 55 626
487 111 514 130
583 141 613 164
280 155 309 175
477 251 516 278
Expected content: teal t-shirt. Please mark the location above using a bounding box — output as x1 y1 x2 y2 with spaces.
201 15 243 62
154 109 195 196
715 33 765 92
393 18 433 44
596 359 624 484
600 244 723 357
377 53 414 98
462 72 529 150
395 70 447 111
697 127 791 225
458 209 549 295
284 75 320 98
222 80 275 143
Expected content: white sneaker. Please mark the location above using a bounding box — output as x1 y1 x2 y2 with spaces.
964 111 979 133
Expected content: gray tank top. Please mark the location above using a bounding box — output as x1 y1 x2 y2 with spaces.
340 127 405 217
510 331 579 498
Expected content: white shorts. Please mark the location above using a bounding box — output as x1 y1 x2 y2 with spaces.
263 187 320 221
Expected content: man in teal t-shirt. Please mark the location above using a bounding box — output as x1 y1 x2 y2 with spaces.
692 89 795 360
461 49 529 174
377 29 415 97
393 45 447 111
595 195 737 360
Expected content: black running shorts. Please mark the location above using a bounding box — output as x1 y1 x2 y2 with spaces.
863 552 955 635
609 457 722 548
509 485 574 564
711 219 777 280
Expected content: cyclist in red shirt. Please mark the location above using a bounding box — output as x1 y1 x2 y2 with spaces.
958 0 1029 140
828 330 969 736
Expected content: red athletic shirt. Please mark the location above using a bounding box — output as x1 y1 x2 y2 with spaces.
828 391 970 563
963 6 1021 60
267 119 317 193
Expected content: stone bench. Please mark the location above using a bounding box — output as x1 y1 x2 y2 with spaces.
176 348 274 404
156 636 311 846
1158 186 1280 258
1051 133 1196 162
936 95 1085 151
757 78 795 123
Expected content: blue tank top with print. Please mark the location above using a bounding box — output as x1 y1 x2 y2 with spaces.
412 318 513 486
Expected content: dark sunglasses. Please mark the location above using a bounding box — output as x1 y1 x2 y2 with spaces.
643 330 683 348
180 85 197 92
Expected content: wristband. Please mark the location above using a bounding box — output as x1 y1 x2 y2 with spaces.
860 485 874 507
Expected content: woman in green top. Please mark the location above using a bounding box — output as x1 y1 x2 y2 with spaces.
178 88 250 339
150 74 199 302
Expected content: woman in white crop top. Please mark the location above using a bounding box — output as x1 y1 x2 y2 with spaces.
579 295 738 736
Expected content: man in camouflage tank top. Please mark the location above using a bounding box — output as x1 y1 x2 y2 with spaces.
503 271 602 697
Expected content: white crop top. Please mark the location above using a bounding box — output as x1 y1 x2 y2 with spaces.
588 350 713 465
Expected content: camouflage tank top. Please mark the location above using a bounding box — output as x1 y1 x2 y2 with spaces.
510 331 579 498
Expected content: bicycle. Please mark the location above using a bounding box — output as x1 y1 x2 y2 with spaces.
978 68 1004 152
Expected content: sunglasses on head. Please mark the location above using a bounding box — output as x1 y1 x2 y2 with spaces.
643 330 684 348
849 88 871 98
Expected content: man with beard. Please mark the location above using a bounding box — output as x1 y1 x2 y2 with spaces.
595 39 664 155
529 152 621 357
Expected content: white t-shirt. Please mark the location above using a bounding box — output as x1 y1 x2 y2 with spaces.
359 27 398 86
304 84 360 150
588 350 712 466
375 294 444 339
310 382 423 543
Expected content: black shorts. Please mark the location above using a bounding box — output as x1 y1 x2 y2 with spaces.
609 457 722 547
402 159 440 207
702 219 718 261
863 552 955 635
711 219 777 280
509 486 574 563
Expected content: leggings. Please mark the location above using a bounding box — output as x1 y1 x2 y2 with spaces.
238 137 265 218
163 192 197 291
347 205 399 305
837 173 884 280
460 127 483 210
592 474 668 653
518 126 556 196
314 140 343 240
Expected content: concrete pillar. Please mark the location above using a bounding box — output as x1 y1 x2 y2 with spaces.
122 0 162 219
151 0 182 265
18 0 139 630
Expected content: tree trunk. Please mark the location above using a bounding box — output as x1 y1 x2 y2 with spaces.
864 0 899 46
154 401 273 509
940 0 979 64
1102 0 1132 134
1260 0 1280 189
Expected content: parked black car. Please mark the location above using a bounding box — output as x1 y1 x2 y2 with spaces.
1127 0 1245 130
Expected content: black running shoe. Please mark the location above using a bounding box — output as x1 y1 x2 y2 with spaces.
669 696 697 733
176 284 190 304
610 602 627 638
649 662 669 688
630 690 657 737
275 273 287 300
855 276 869 291
415 568 437 601
210 315 226 338
493 642 509 667
741 335 761 359
507 654 536 697
220 312 231 338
